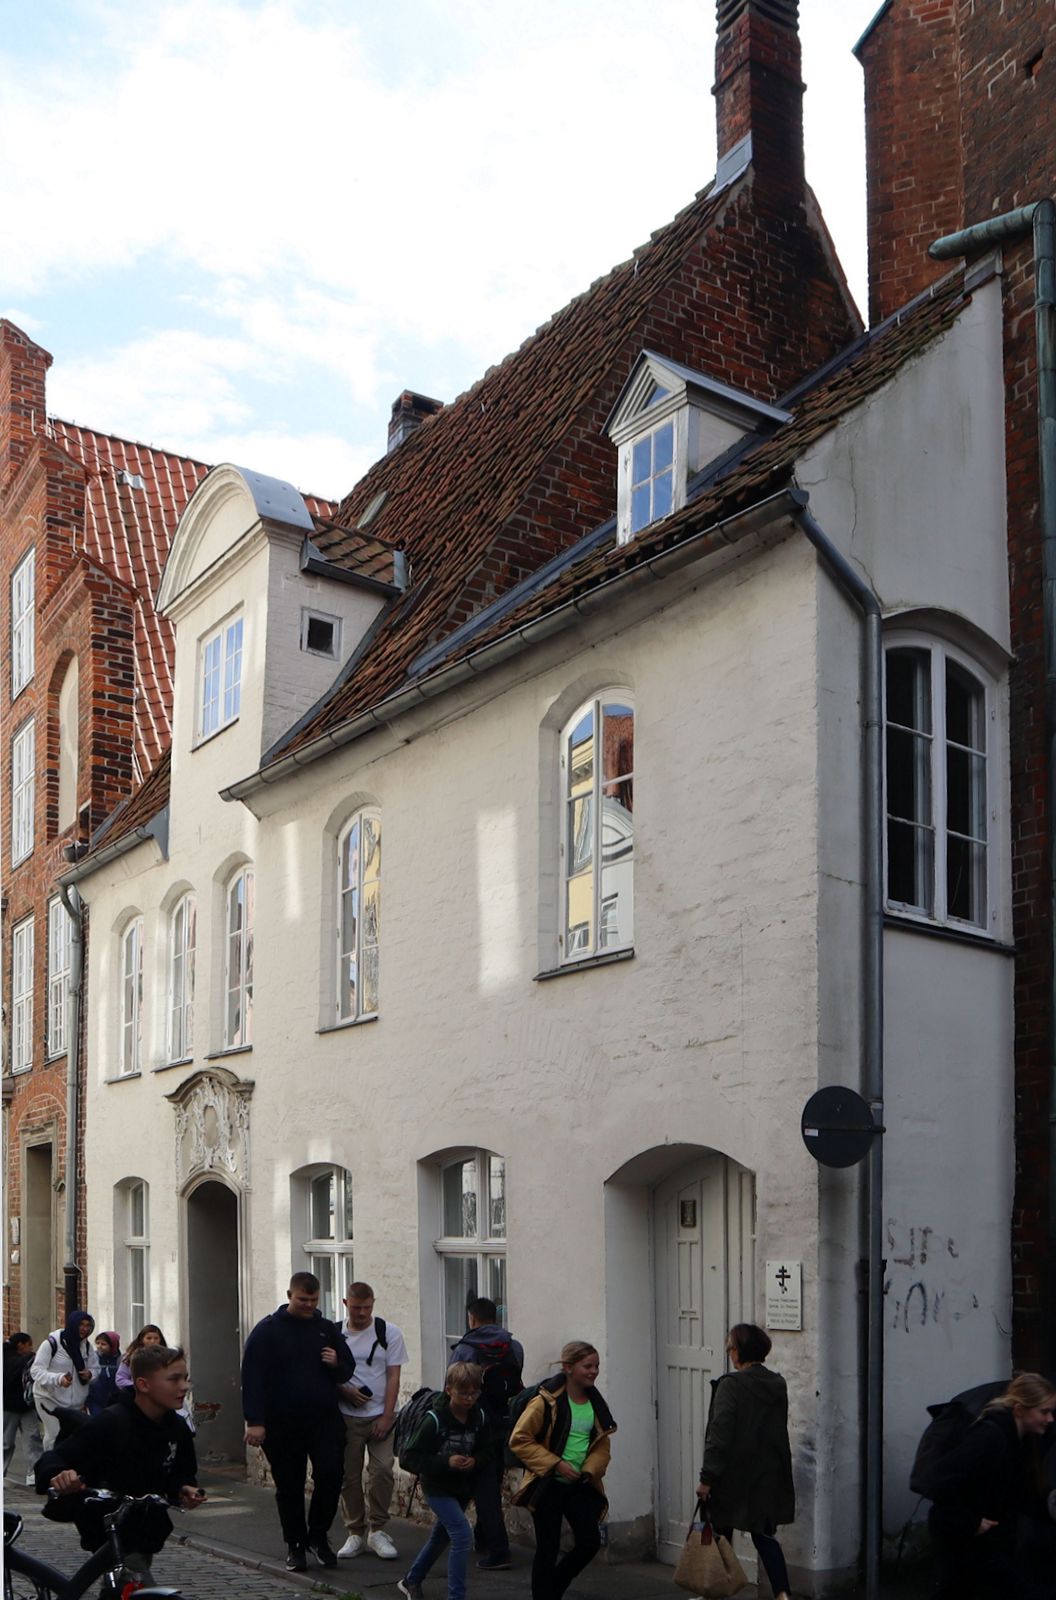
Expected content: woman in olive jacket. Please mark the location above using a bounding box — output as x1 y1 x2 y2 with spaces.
697 1323 794 1600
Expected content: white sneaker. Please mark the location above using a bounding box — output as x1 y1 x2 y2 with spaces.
368 1529 399 1559
338 1535 365 1558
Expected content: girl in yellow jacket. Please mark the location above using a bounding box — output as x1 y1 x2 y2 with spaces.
508 1341 617 1600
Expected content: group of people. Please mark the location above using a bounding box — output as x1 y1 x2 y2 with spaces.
6 1278 1054 1600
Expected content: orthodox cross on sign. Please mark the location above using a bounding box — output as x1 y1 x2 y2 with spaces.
775 1265 792 1293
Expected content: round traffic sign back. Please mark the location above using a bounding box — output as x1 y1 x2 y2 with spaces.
801 1085 879 1168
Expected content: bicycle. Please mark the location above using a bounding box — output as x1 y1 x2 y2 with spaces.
3 1491 184 1599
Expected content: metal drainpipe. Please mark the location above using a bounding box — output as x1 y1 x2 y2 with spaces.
58 881 84 1317
931 199 1056 1371
792 501 885 1600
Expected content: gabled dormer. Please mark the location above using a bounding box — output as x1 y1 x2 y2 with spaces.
606 351 792 545
157 464 404 771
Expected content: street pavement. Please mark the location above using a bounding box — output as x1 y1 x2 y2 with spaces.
4 1434 933 1599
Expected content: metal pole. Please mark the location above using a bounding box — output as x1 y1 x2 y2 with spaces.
58 881 84 1318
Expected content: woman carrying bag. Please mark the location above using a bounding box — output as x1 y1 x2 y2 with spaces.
697 1323 794 1600
509 1339 616 1600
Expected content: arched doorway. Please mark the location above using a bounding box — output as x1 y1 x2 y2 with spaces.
653 1153 755 1560
185 1179 243 1459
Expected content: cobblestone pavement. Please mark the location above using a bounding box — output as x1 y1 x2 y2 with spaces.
2 1486 348 1600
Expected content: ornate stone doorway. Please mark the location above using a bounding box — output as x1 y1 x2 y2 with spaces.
167 1068 253 1462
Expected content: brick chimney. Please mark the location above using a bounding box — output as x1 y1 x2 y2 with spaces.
387 390 444 453
0 320 52 490
713 0 805 194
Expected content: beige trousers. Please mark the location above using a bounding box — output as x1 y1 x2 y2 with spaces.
339 1413 395 1533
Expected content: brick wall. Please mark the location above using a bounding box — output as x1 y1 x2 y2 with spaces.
860 0 1056 1366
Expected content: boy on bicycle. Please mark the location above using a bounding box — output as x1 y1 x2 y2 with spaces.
35 1343 204 1577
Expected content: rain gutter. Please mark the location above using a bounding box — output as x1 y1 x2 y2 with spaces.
793 508 885 1600
932 199 1056 1372
221 486 806 803
57 880 84 1318
57 810 170 889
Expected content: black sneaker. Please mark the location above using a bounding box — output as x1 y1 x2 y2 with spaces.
478 1553 512 1569
310 1537 338 1568
286 1545 308 1571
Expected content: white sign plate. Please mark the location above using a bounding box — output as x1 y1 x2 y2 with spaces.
765 1260 802 1331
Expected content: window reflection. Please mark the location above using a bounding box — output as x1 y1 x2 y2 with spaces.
563 698 634 958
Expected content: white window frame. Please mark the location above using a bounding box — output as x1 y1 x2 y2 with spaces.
11 549 35 696
615 397 686 545
47 897 73 1059
301 608 342 660
297 1165 355 1323
196 612 243 742
120 918 144 1076
122 1180 149 1331
168 894 196 1063
224 868 254 1049
433 1150 508 1345
884 634 997 934
336 812 380 1022
11 917 33 1074
11 717 35 865
559 694 635 963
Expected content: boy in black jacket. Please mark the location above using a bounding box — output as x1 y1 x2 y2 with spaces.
398 1362 494 1600
35 1344 203 1578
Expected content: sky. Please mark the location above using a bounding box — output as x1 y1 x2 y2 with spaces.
0 0 883 502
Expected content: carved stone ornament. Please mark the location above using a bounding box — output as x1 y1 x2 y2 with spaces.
166 1067 254 1191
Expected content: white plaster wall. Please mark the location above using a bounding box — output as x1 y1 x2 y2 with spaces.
77 281 1013 1587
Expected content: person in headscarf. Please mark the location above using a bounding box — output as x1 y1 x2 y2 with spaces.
87 1332 121 1417
30 1310 99 1448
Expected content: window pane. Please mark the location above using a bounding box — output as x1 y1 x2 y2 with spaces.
311 1172 335 1240
361 945 379 1016
886 649 930 732
129 1246 146 1328
602 704 634 781
486 1257 508 1326
488 1156 506 1239
568 795 594 873
312 1255 336 1322
653 422 673 474
887 819 933 912
652 469 673 522
947 836 987 925
443 1160 478 1238
129 1182 146 1239
443 1256 478 1343
566 872 593 954
363 815 381 880
947 748 987 840
630 482 651 533
886 726 930 825
946 662 985 752
568 709 594 792
631 437 651 486
342 1174 355 1243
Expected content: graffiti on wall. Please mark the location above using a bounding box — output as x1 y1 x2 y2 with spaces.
884 1219 980 1334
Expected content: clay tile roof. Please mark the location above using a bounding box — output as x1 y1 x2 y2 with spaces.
49 420 336 776
265 183 736 762
268 266 969 767
85 746 171 856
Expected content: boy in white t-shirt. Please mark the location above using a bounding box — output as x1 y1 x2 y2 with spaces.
336 1281 409 1560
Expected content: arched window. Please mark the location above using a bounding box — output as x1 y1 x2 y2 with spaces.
885 638 995 931
560 696 634 960
120 917 143 1075
57 655 80 832
433 1150 507 1344
291 1165 354 1322
168 894 196 1062
224 869 254 1048
337 812 380 1021
115 1179 149 1331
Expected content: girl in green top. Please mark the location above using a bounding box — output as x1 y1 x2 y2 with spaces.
509 1340 616 1600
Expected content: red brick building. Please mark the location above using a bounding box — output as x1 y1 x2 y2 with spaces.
0 320 209 1337
858 0 1056 1368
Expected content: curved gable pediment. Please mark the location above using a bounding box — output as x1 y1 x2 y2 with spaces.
157 463 313 615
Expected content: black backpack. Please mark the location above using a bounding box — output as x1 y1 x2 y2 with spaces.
909 1380 1007 1498
503 1381 546 1467
463 1333 523 1421
392 1387 442 1468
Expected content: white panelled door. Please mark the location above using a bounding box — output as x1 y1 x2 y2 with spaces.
654 1154 756 1562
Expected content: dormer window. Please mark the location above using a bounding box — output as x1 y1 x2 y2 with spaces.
631 419 675 535
608 351 793 546
197 611 243 743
